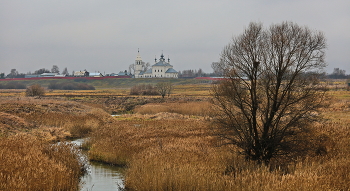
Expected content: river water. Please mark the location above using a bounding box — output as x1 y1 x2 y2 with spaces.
71 139 125 191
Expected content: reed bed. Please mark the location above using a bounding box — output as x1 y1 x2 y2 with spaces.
0 134 86 191
89 119 210 165
0 97 113 140
88 93 350 190
134 101 212 116
0 97 114 190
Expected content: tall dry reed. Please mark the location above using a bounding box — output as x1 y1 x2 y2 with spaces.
134 101 212 116
0 134 86 191
88 93 350 190
0 97 114 190
0 97 113 140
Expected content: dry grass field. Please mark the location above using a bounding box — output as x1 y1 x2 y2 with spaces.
0 97 113 190
0 135 86 190
87 91 350 191
0 80 349 190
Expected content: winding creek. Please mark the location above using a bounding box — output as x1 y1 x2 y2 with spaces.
71 139 125 191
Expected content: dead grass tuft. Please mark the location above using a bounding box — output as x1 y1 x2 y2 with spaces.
0 134 86 190
134 101 212 116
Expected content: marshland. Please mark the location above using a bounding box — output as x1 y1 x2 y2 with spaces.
0 78 349 190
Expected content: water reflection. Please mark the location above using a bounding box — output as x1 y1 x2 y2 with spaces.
80 161 124 191
71 139 125 191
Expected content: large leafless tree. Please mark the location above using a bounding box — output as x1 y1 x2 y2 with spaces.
212 22 327 164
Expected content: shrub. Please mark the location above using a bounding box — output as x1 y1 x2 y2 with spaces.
26 84 45 97
130 84 158 95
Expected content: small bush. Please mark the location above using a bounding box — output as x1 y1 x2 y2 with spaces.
130 84 159 95
26 84 45 97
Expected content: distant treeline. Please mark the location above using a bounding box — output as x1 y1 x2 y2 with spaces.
0 82 26 89
48 82 95 90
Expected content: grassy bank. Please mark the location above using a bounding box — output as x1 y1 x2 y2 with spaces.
87 95 350 190
1 82 349 190
0 135 86 190
0 96 114 190
0 97 113 140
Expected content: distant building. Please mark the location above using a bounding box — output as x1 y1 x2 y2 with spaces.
25 73 66 78
41 73 58 77
74 71 89 77
134 50 178 78
118 70 129 76
25 74 40 78
54 74 67 77
89 72 103 77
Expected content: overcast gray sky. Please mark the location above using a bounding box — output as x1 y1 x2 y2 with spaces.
1 0 349 75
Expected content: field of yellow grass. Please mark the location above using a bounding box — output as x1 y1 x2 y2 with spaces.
0 135 86 190
88 92 350 190
0 97 114 190
0 97 112 140
0 80 349 190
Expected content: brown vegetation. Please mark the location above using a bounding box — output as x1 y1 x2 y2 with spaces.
25 84 45 97
130 84 158 95
0 96 114 190
0 97 112 140
134 101 211 116
0 85 349 190
0 134 86 190
87 94 350 190
156 82 173 98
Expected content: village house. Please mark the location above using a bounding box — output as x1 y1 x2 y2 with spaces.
89 73 103 77
74 71 89 77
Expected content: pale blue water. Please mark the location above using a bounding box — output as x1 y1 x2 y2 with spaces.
71 139 125 191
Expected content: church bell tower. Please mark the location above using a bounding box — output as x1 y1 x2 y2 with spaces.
134 49 143 78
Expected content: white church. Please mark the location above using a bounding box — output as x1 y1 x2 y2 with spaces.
134 50 178 78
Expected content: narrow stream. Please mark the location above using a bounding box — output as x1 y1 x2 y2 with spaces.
71 139 125 191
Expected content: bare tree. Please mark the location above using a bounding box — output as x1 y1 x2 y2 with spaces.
211 62 225 76
197 68 203 77
51 65 59 73
7 69 18 78
142 62 150 72
129 64 135 75
62 67 69 75
212 22 327 165
156 82 173 98
34 68 50 75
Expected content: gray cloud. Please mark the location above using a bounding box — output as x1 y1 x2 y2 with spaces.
1 0 349 75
